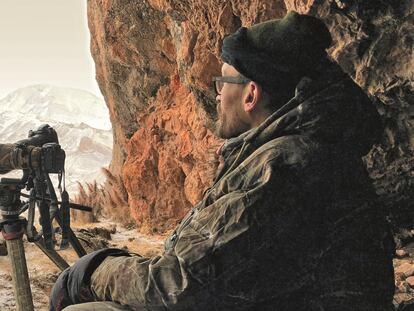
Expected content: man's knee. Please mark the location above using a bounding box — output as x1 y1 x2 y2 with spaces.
62 301 132 311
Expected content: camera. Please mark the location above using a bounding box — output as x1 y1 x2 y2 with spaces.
0 124 65 174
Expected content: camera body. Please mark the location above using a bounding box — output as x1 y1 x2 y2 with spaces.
41 143 65 174
17 124 64 173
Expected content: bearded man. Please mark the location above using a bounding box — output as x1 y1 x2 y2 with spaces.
50 11 395 311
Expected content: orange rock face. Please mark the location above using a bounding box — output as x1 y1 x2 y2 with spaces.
87 0 413 232
123 75 220 233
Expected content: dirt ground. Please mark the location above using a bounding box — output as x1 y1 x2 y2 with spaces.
1 220 414 310
0 219 165 311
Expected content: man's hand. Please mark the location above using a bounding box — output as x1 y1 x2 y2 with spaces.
49 248 130 311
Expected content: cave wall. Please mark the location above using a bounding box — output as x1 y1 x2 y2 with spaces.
87 0 414 233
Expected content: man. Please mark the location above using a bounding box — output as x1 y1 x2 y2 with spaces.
50 12 395 311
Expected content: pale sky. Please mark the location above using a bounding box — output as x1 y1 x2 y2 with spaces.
0 0 102 98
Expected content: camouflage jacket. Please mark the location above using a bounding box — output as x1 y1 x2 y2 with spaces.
90 64 395 311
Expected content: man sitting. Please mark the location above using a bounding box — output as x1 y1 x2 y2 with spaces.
50 11 395 311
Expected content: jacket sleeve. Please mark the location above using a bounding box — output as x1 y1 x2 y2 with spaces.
90 157 309 310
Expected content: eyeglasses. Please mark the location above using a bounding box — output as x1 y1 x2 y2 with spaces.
212 76 251 96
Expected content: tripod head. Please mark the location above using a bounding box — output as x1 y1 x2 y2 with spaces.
0 178 23 216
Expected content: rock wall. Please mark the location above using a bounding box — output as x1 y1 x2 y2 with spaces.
87 0 414 233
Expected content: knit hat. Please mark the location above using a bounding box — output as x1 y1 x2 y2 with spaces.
221 11 332 102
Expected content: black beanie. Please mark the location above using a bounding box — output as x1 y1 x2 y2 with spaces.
221 11 332 102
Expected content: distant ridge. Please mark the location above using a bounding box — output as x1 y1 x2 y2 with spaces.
0 85 113 193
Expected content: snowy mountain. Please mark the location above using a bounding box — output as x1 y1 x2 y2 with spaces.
0 85 113 194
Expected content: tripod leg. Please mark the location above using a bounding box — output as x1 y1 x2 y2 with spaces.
54 213 87 257
35 238 70 271
38 199 54 250
6 238 34 311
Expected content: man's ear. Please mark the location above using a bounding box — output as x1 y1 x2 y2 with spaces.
243 82 261 113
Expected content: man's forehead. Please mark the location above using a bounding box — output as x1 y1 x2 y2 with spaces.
222 63 240 76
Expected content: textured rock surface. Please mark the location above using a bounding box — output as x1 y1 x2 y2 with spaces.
87 0 413 233
123 76 219 232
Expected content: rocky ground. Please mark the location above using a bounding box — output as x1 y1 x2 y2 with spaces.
0 220 165 311
2 221 414 310
394 232 414 310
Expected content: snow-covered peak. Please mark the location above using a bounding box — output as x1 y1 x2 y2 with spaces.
0 85 113 194
0 85 111 131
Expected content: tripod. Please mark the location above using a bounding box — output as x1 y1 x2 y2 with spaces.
0 178 91 311
0 124 94 310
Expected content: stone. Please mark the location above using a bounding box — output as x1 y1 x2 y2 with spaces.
395 263 414 278
396 280 410 293
397 249 410 259
406 276 414 287
90 227 113 240
76 229 110 252
122 81 220 233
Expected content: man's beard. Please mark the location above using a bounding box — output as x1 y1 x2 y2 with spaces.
215 110 249 139
215 118 229 139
